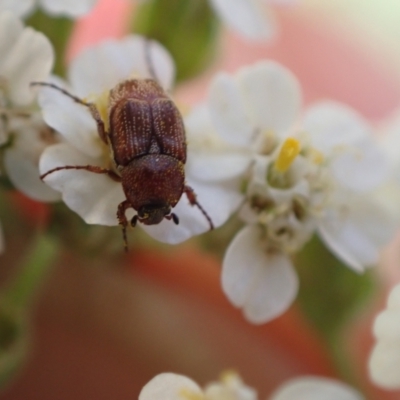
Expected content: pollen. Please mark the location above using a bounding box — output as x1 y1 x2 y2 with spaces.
220 370 241 384
308 147 324 165
91 90 110 131
274 137 300 172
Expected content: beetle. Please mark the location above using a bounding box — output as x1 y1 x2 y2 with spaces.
32 78 214 251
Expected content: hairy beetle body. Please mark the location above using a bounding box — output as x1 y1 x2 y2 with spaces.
34 78 213 251
121 154 185 218
108 79 186 166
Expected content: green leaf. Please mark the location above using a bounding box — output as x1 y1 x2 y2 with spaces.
0 234 58 388
294 235 375 340
132 0 220 82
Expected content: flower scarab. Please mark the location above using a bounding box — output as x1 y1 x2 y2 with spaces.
32 78 214 250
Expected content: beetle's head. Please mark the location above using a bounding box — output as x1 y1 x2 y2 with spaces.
135 204 176 225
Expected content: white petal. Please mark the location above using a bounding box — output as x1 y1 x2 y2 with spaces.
185 104 251 181
318 214 376 273
303 102 370 155
39 143 124 226
139 373 202 400
222 225 299 324
369 286 400 389
318 196 396 272
330 137 388 192
372 284 400 339
237 61 301 135
4 148 61 202
369 341 400 390
37 78 103 158
0 12 23 62
69 35 175 97
373 310 400 341
270 377 363 400
387 283 400 309
39 0 97 17
143 179 243 244
209 0 276 40
187 152 250 182
208 73 254 147
303 102 388 191
0 1 35 17
0 19 53 105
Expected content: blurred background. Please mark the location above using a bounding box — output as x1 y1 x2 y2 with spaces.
3 0 400 399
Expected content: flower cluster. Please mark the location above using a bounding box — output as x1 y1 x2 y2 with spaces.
197 61 398 323
0 11 59 200
0 11 58 251
139 371 363 400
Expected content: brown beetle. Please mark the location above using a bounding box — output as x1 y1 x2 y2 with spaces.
32 78 214 250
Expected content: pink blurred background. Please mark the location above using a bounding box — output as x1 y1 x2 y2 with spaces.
4 0 400 399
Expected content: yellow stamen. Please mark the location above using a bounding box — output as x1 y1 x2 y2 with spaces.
179 389 204 400
274 137 300 172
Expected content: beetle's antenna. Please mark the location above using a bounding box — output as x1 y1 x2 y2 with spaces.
31 81 109 144
40 165 121 181
31 82 90 107
184 186 214 230
143 37 159 83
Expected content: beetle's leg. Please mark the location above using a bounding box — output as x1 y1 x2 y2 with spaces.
165 213 179 225
40 165 121 182
30 82 108 144
183 185 214 230
117 200 132 252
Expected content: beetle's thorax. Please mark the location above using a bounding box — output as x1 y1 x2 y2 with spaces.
121 154 185 221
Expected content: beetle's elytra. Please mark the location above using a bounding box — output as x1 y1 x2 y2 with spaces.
32 78 214 250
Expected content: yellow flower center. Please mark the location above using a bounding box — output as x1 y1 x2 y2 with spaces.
85 90 110 131
274 137 301 172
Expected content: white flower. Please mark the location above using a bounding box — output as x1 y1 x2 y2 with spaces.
208 0 296 41
369 283 400 389
4 113 61 201
376 110 400 197
269 376 363 400
0 11 53 106
0 0 98 18
205 60 397 324
138 372 363 400
38 35 235 245
0 11 58 201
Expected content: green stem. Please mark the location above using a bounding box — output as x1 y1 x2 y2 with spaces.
3 235 59 310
